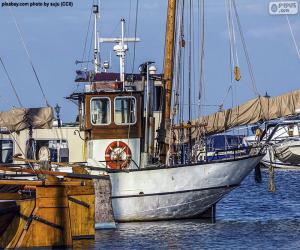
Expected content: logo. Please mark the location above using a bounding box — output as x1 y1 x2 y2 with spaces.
269 1 298 15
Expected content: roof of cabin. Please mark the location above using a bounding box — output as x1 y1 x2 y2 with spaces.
75 71 163 83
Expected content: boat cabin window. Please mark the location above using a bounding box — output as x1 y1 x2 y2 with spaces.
0 139 13 163
114 97 136 125
90 97 111 125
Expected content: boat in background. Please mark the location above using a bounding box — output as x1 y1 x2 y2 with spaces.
196 134 249 162
245 119 300 169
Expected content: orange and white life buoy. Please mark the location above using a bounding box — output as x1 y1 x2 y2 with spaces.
105 141 132 169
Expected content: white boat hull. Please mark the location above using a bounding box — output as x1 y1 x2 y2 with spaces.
109 155 263 222
273 139 300 164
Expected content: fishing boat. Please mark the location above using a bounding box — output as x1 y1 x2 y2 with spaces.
64 1 266 222
2 0 300 222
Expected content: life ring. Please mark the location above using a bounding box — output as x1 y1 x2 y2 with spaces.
105 141 132 169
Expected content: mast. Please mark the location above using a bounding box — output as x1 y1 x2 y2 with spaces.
120 18 126 82
159 0 177 164
93 4 100 73
99 19 140 84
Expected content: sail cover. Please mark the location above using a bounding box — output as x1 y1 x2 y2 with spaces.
169 89 300 143
0 107 53 133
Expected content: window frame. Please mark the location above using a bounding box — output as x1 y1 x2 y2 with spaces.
114 96 137 125
90 97 112 126
0 139 14 164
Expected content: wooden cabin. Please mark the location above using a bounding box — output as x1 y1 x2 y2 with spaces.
69 71 163 169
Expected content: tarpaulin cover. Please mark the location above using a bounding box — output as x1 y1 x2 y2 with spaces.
168 89 300 143
0 107 53 132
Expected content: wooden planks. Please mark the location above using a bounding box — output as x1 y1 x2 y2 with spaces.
0 181 96 248
68 194 95 238
0 199 35 249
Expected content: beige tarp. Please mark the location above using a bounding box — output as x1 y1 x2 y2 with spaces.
169 89 300 143
0 107 53 133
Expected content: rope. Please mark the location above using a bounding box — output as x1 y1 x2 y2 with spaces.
232 0 259 96
0 57 23 107
130 0 139 77
9 7 50 107
286 15 300 60
268 146 276 192
0 115 40 179
81 5 93 69
126 0 139 165
168 0 185 164
198 0 205 118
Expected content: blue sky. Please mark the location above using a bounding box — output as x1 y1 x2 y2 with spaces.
0 0 299 122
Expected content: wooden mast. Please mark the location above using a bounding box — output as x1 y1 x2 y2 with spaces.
159 0 177 164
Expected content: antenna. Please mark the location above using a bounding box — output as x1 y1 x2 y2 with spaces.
99 18 140 83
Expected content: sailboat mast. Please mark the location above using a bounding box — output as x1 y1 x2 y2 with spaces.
160 0 177 163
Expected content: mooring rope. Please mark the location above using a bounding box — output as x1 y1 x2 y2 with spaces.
268 146 276 192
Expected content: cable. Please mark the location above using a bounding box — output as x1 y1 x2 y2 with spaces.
0 56 23 107
81 5 93 69
286 15 300 60
198 0 205 117
9 7 50 107
130 0 139 77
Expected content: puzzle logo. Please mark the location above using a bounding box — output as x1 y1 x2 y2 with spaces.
269 1 298 15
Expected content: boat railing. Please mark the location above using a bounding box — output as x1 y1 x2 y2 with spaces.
206 145 262 162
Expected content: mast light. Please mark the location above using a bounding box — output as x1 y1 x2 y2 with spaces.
93 5 99 14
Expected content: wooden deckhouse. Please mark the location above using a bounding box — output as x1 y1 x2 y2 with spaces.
68 71 163 169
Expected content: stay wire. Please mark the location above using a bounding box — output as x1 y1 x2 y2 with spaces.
232 0 259 96
0 56 23 107
9 7 50 107
131 0 139 77
0 97 40 179
127 0 139 159
286 15 300 60
198 0 205 117
81 5 93 68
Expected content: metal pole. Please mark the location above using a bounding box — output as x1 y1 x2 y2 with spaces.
93 4 99 73
144 64 150 153
120 18 126 84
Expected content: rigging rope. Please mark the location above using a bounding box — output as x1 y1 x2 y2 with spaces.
198 0 205 118
9 7 50 107
81 5 93 69
188 0 192 123
286 15 300 60
126 0 139 163
0 57 23 107
0 97 41 179
168 0 185 164
130 0 139 77
232 0 259 96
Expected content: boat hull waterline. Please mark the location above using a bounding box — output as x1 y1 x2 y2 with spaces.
109 155 264 222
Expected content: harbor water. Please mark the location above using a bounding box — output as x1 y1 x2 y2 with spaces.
78 169 300 249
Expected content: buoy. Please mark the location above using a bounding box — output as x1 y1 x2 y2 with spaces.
105 141 132 169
